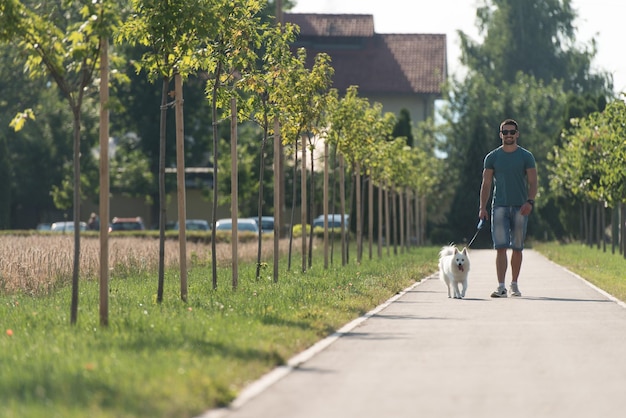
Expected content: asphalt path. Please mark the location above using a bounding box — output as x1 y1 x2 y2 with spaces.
201 249 626 418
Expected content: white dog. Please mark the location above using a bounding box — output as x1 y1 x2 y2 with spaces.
438 245 470 299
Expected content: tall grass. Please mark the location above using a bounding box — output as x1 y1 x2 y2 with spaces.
0 237 439 418
0 235 281 295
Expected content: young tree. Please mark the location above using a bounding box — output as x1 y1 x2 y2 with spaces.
1 0 121 324
119 0 218 302
235 22 298 280
275 48 333 271
202 0 271 288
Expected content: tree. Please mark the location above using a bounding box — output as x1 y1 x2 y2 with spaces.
119 0 223 301
234 22 298 280
549 98 626 249
275 48 334 271
1 0 121 324
392 109 414 147
460 0 611 94
206 0 272 288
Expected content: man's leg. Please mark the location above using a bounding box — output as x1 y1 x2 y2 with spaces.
496 248 508 285
511 250 523 283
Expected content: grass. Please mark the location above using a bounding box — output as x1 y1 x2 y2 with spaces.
533 241 626 302
0 242 440 418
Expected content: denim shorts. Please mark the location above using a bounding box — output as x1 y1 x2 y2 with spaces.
491 206 528 250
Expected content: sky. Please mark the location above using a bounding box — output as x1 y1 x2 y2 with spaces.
290 0 626 95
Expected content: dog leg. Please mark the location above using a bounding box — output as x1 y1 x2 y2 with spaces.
461 281 467 298
452 282 461 299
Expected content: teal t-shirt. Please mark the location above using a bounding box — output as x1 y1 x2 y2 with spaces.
484 146 536 207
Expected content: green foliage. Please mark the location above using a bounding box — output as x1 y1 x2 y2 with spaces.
549 98 626 205
392 108 414 147
0 246 439 417
461 0 611 94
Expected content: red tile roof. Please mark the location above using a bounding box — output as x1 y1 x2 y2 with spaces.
284 13 447 95
286 13 374 37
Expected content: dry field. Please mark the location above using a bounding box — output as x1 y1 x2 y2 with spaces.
0 235 296 295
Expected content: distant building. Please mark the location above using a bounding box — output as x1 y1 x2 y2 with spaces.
284 13 447 123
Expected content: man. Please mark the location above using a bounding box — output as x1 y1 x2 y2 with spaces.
479 119 537 297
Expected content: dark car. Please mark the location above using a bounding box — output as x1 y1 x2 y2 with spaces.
109 217 145 232
247 216 275 234
174 219 210 231
312 214 349 230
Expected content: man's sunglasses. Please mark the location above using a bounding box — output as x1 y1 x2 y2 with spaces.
500 129 517 135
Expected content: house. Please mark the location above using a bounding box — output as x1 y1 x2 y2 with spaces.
284 13 447 124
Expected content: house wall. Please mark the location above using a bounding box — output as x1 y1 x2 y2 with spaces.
365 93 435 125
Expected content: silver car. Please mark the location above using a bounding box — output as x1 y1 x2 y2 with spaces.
50 221 87 232
215 218 259 235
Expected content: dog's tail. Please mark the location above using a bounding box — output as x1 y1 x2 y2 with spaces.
439 245 457 258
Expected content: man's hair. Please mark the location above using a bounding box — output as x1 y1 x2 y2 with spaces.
500 119 518 130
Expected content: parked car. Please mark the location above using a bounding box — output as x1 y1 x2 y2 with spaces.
50 221 87 232
247 216 275 234
215 218 259 235
174 219 210 231
312 214 349 229
109 217 145 232
36 223 52 231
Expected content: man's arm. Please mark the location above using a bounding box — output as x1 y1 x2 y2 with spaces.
521 167 538 216
479 168 493 220
526 167 537 200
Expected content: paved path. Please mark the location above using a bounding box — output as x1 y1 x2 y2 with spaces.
202 249 626 418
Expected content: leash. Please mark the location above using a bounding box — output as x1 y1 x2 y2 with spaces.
467 219 485 248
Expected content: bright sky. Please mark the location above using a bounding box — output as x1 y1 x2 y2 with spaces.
290 0 626 95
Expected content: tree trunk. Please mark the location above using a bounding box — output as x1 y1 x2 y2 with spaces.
157 75 168 302
174 73 187 302
70 104 82 325
368 174 373 260
339 154 347 266
255 104 268 281
301 134 307 273
273 118 281 282
384 182 391 256
355 162 362 263
98 38 110 327
377 181 383 258
210 62 222 290
231 97 239 289
323 141 329 268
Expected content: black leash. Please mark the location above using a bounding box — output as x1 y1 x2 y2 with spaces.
467 219 486 248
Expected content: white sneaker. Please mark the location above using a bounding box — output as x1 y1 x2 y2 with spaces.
490 287 507 298
510 283 522 297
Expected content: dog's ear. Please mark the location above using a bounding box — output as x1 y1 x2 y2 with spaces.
462 247 468 255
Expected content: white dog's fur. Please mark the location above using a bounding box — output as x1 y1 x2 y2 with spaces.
438 245 470 299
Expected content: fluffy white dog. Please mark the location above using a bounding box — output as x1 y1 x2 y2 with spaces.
438 245 470 299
